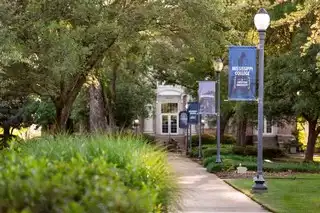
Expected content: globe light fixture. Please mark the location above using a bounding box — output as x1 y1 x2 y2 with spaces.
254 8 270 31
213 58 223 73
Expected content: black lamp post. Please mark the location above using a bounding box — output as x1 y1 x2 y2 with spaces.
252 8 270 192
133 119 140 135
213 58 223 163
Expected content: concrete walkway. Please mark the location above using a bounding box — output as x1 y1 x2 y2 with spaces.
169 154 268 213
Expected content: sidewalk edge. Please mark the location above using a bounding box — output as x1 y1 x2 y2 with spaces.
224 180 277 213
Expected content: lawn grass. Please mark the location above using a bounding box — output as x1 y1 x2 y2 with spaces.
227 174 320 213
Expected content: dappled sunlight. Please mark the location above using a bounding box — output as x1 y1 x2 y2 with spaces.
178 174 208 184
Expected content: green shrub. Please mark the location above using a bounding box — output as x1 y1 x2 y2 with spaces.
203 154 320 173
190 145 233 158
191 134 236 146
191 134 215 146
206 161 224 172
222 134 236 145
1 135 178 213
141 133 156 144
232 145 285 159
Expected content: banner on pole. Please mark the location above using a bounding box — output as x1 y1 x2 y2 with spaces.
228 46 257 101
187 102 199 124
198 81 216 115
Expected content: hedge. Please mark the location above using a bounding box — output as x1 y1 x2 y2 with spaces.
191 134 236 146
189 145 233 158
232 145 285 159
0 135 178 213
204 155 320 173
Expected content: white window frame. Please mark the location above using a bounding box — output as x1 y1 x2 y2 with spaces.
254 118 277 136
160 103 179 135
160 114 179 135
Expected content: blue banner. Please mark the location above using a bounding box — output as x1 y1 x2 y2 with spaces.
198 81 216 115
228 46 257 101
187 102 199 125
179 111 189 129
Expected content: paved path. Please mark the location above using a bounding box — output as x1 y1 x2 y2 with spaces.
169 154 268 213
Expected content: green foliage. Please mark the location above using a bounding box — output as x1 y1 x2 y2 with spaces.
23 97 56 128
113 79 154 128
223 134 237 145
191 134 236 146
190 144 233 158
206 162 224 173
140 134 157 145
0 135 178 212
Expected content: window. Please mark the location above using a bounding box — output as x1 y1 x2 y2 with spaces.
161 103 178 114
265 119 272 133
162 115 169 133
170 115 177 133
255 118 276 135
161 115 178 134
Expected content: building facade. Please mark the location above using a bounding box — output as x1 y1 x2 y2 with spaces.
142 83 197 144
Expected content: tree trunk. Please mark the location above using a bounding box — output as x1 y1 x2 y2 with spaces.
237 117 247 146
109 65 118 130
2 122 10 147
220 110 235 142
103 65 118 131
305 120 318 162
55 102 74 133
89 77 107 132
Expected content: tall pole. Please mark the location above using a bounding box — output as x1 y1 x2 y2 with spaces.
253 30 267 191
198 114 202 159
216 71 222 163
189 124 192 153
186 124 189 155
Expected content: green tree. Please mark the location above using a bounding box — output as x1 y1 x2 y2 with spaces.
264 0 320 161
0 0 236 133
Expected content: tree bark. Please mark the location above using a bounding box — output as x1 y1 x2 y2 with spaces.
304 120 319 162
237 117 247 146
2 122 10 148
220 110 235 142
54 102 74 133
89 76 107 132
53 76 87 133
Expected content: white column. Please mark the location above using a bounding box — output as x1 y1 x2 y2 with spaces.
143 104 154 134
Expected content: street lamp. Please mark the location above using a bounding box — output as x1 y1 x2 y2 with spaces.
213 58 223 163
133 119 140 135
201 119 205 134
253 8 270 192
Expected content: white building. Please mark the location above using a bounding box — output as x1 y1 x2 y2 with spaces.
142 82 197 143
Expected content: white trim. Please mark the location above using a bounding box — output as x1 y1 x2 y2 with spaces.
160 114 179 135
254 118 277 136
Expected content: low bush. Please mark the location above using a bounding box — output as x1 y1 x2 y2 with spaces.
191 134 215 146
191 134 236 146
0 135 178 213
222 134 237 145
206 161 224 172
141 133 156 144
189 145 233 158
232 145 285 159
